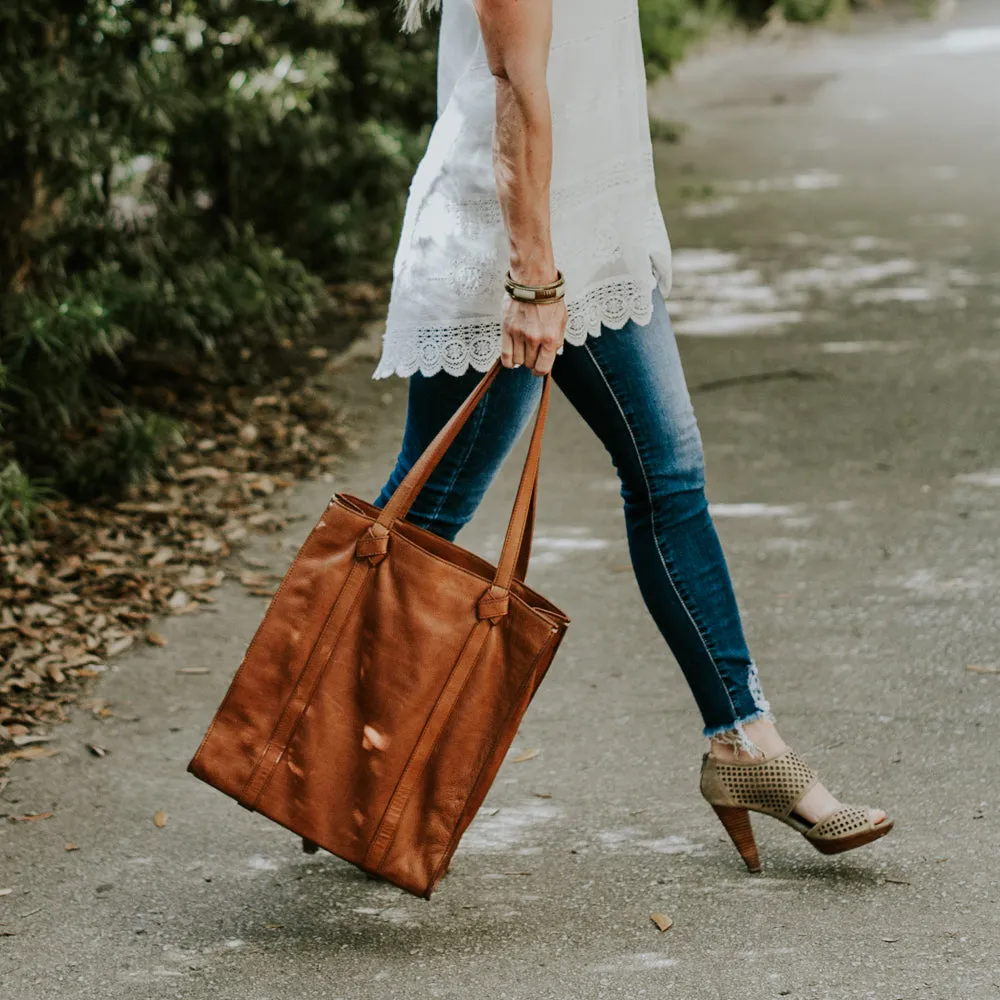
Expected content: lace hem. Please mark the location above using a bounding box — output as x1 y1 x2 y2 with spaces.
372 270 665 380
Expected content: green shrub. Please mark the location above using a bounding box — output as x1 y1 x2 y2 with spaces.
778 0 835 21
0 461 53 541
640 0 727 80
0 0 436 525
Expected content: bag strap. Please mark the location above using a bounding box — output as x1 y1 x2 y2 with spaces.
376 360 550 585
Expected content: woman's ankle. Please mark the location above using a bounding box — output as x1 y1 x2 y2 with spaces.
709 718 787 762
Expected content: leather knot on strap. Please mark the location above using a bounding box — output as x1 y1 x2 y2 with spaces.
355 524 390 566
477 585 509 624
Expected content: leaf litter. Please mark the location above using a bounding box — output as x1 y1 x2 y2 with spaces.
0 304 375 758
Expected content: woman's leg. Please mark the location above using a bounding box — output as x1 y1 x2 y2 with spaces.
373 364 543 540
553 286 771 749
553 288 885 824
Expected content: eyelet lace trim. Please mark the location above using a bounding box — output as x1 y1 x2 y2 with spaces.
372 270 664 380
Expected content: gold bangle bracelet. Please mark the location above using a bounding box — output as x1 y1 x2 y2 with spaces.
504 268 565 303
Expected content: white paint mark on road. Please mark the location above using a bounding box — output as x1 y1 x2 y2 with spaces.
592 953 678 972
484 526 609 567
732 169 842 193
890 567 991 597
849 236 890 252
534 534 610 553
954 470 1000 488
671 249 741 273
596 827 707 856
915 28 1000 55
852 286 934 305
246 855 279 871
709 503 803 518
779 257 919 290
636 835 708 856
460 800 562 854
674 311 803 336
820 340 915 354
682 195 741 218
530 529 611 567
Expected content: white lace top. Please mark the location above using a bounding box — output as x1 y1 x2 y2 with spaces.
372 0 673 379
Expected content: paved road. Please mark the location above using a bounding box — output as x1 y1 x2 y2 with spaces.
3 3 999 998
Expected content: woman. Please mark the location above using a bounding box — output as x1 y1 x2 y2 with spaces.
372 0 892 869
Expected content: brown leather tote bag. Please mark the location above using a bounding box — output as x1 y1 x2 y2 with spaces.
187 360 569 898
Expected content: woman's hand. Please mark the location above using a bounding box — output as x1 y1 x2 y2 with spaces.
500 295 566 376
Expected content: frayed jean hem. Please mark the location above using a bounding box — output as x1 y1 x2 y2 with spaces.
702 707 777 757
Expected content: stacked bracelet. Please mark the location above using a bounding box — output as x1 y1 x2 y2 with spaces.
503 268 566 304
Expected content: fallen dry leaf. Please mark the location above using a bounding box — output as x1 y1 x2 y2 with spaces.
239 424 260 445
0 747 59 766
176 668 210 675
64 842 79 852
105 636 134 658
966 664 1000 675
147 547 175 567
511 748 540 763
0 302 360 751
11 812 54 822
650 912 673 933
532 792 553 799
11 735 51 747
153 810 168 829
177 466 230 483
168 590 190 611
85 743 107 758
145 631 169 647
0 888 12 896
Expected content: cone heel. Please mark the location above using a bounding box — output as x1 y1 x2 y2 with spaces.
301 836 320 854
712 805 762 873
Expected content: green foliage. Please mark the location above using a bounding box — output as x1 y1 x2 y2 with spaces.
0 0 436 528
640 0 727 80
62 409 182 502
639 0 848 76
0 461 53 541
777 0 835 21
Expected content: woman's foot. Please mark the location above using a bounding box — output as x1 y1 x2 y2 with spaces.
708 718 888 828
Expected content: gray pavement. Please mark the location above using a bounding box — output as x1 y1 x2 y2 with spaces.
3 3 1000 998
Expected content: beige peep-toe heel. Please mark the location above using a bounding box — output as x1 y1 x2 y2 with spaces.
700 747 893 872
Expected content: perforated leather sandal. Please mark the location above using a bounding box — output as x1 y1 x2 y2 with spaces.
700 747 893 872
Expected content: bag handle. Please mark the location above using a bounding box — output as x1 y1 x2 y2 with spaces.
376 360 550 586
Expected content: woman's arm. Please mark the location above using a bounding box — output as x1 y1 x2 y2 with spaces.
473 0 566 375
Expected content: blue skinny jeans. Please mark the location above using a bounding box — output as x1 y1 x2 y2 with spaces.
374 287 772 739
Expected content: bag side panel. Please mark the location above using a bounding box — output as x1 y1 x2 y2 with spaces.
188 501 371 799
377 603 559 893
428 624 568 893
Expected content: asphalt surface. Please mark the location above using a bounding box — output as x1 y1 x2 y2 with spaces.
3 3 999 998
